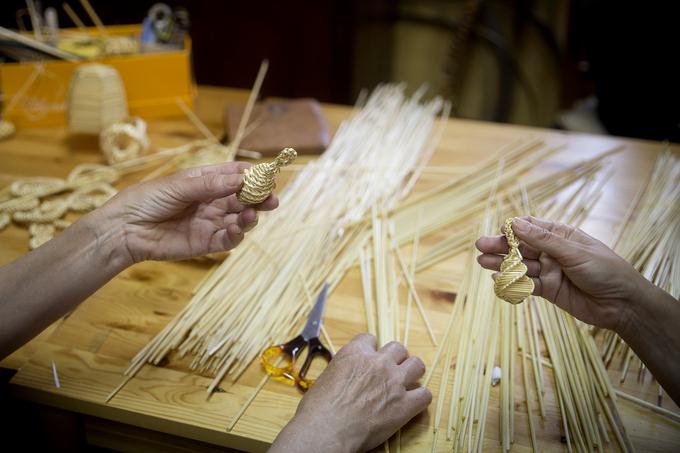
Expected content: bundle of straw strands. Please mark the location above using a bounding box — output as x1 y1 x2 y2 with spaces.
112 84 671 452
425 172 637 452
599 150 680 388
118 85 452 393
365 143 632 452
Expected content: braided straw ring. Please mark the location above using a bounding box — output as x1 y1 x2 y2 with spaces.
10 177 66 197
99 117 149 164
67 163 119 185
13 197 70 224
237 148 297 204
28 223 56 250
69 183 118 212
493 217 534 304
1 196 39 214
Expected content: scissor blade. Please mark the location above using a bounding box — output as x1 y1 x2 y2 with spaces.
301 283 330 340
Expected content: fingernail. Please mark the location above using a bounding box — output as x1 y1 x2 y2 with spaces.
513 218 530 233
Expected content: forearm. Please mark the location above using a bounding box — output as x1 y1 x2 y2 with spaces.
0 210 130 359
619 282 680 405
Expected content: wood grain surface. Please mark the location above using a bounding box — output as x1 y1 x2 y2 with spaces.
1 87 679 452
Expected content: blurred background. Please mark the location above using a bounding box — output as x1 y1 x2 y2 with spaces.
2 0 679 141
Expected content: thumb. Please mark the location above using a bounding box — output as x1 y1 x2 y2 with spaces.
173 174 243 202
512 217 570 261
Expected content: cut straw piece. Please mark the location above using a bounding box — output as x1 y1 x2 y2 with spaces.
403 207 422 347
51 360 61 389
388 230 437 346
615 390 680 423
177 98 220 143
227 60 269 157
63 2 89 32
79 0 108 37
0 26 80 61
227 374 269 431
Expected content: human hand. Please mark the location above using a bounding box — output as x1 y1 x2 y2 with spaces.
475 216 651 334
270 334 431 453
94 162 278 264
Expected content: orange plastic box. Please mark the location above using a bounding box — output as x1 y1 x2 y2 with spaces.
0 25 194 128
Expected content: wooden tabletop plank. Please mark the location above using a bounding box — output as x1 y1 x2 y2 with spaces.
1 87 679 451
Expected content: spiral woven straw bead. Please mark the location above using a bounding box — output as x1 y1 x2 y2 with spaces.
494 218 534 304
237 148 297 204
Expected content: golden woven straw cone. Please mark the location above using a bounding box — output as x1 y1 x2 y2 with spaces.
237 148 297 204
494 218 534 304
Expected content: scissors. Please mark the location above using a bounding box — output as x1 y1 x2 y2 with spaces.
260 283 333 391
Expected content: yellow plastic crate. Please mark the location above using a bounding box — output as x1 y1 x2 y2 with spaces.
0 25 194 128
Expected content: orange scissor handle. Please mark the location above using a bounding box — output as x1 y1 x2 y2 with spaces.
260 335 307 384
260 335 332 392
295 337 332 391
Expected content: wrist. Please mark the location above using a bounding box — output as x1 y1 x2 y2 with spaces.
273 411 358 453
78 205 135 271
617 274 661 341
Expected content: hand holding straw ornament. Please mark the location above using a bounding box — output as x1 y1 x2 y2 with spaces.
494 218 534 304
237 148 297 204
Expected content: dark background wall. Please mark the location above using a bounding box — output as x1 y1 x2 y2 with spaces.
1 0 370 104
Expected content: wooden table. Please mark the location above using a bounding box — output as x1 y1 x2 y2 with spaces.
1 87 679 452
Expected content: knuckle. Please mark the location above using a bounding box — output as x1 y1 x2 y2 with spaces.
334 344 349 355
340 333 376 355
556 220 571 230
334 345 351 358
385 340 407 353
553 221 575 238
354 333 376 343
204 174 219 190
537 228 552 242
331 348 353 363
171 168 191 179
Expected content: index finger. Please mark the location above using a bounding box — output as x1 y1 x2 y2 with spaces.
173 161 252 179
343 333 377 354
518 216 596 245
475 235 540 260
